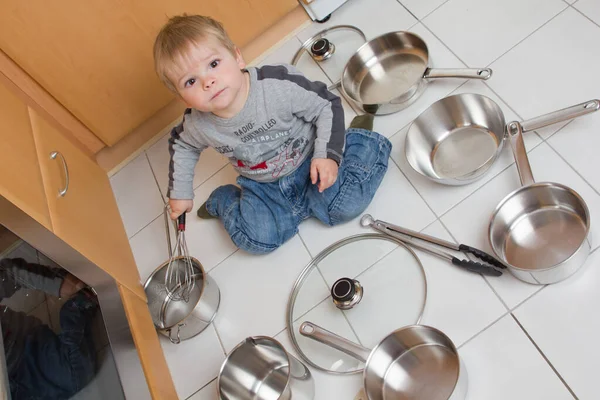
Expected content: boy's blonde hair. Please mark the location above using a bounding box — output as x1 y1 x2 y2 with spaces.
153 14 237 92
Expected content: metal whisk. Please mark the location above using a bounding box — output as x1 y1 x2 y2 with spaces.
164 208 195 302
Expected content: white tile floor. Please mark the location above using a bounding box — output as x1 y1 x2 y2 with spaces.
110 0 600 398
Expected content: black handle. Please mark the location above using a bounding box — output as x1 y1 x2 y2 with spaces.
451 257 502 277
458 244 507 269
177 213 186 231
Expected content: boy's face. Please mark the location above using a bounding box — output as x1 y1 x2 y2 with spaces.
169 37 247 118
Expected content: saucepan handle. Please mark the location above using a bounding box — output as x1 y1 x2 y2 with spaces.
520 99 600 132
424 68 492 80
506 121 535 186
299 321 371 362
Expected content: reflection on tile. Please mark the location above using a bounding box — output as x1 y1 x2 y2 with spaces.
459 315 573 399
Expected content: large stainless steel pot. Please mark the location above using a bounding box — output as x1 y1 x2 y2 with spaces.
488 121 592 284
340 31 491 115
218 336 314 400
405 95 600 185
144 257 220 343
300 322 467 400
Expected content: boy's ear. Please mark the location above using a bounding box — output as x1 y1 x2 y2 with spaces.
235 47 246 69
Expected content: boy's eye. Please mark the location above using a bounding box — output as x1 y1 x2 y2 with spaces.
210 59 220 68
184 78 196 88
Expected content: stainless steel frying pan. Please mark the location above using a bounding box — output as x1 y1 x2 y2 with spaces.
488 121 592 284
300 322 467 400
405 95 600 185
341 32 491 115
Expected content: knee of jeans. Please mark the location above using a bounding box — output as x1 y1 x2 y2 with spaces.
231 230 280 255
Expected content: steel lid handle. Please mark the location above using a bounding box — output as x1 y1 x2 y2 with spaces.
299 321 371 362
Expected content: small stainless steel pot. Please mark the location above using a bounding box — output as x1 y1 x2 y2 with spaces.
405 95 600 185
340 31 491 115
144 257 220 343
218 336 314 400
488 121 592 284
300 322 467 400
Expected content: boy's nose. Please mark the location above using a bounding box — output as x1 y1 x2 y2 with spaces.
203 77 216 90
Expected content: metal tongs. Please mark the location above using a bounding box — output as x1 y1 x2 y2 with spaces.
360 214 506 277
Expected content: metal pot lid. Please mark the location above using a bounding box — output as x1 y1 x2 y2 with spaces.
286 233 428 375
292 25 367 92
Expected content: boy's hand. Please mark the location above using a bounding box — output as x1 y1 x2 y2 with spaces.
169 199 193 220
311 158 339 193
59 273 85 298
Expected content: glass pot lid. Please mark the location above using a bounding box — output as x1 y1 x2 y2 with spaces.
286 233 428 375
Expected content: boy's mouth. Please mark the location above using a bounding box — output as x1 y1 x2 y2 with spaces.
211 88 226 100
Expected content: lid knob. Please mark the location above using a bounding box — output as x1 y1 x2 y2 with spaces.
332 278 355 302
311 38 330 56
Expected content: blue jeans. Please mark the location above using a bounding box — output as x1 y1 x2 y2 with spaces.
10 292 97 400
206 128 392 254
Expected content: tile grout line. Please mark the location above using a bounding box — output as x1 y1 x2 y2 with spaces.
510 314 580 399
569 3 600 30
544 140 600 198
509 285 548 313
419 24 469 68
483 5 569 68
212 323 228 357
144 152 167 201
456 310 510 349
185 377 217 400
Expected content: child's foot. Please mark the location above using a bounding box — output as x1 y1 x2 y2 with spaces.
197 201 217 219
349 114 374 131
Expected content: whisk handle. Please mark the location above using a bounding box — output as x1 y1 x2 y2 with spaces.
178 213 186 231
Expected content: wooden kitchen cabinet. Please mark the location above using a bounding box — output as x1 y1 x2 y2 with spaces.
0 0 297 147
0 81 52 230
30 109 145 300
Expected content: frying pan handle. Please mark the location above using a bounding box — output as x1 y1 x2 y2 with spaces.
520 99 600 132
423 68 492 80
507 121 535 186
299 321 371 362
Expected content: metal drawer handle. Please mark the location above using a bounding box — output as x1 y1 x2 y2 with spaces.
50 151 69 197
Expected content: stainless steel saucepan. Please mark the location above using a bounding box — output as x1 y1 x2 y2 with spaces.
300 322 467 400
488 121 592 284
341 32 491 115
218 336 314 400
405 95 600 185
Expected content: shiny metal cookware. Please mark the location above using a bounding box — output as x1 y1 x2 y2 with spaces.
488 120 593 284
300 322 467 400
405 95 600 185
218 336 314 400
340 31 491 115
144 207 220 343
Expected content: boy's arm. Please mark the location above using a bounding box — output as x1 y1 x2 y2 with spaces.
0 258 63 298
167 109 208 199
262 65 346 164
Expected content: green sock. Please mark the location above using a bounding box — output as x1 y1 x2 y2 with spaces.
349 114 374 131
197 201 216 219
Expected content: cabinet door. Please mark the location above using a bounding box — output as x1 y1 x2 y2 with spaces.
0 81 51 229
118 284 178 400
30 110 145 300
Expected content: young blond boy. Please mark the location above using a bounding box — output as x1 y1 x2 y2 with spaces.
154 15 391 254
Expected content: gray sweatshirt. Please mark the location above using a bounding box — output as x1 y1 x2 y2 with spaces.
167 64 345 199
